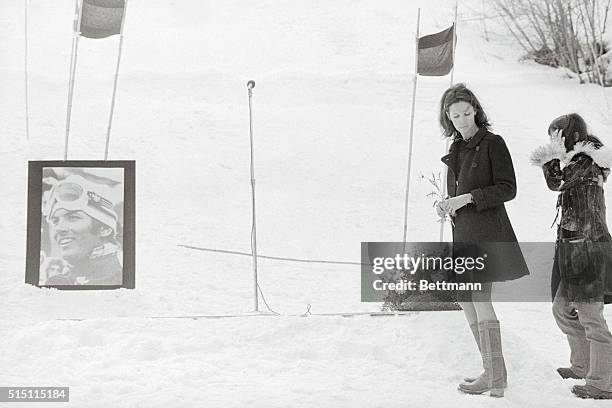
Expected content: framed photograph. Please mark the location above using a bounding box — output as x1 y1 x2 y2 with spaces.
25 161 135 289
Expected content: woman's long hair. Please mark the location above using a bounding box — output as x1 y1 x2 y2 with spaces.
548 113 603 151
439 83 491 139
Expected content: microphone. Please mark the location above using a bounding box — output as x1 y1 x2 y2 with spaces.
247 80 256 90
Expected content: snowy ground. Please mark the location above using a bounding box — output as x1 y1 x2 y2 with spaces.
1 0 612 407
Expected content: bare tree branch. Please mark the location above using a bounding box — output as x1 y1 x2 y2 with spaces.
494 0 609 86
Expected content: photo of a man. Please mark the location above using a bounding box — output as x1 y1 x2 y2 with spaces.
39 169 124 286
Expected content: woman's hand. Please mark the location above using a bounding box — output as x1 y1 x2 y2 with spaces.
435 201 447 218
550 128 565 148
440 193 473 216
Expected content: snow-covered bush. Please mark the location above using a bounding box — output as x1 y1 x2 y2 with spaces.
494 0 611 87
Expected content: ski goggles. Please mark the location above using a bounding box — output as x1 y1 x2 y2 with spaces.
44 176 118 232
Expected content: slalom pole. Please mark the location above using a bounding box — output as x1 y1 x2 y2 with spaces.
439 1 458 242
450 1 458 86
24 0 29 140
104 0 129 160
64 0 83 160
402 8 420 246
247 80 260 312
66 0 78 97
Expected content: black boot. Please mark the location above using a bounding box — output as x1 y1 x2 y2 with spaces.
572 385 612 399
557 367 584 379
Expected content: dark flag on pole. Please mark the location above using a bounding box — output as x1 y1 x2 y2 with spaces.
79 0 125 39
417 24 455 76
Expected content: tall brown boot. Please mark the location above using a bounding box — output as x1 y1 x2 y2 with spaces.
462 323 507 387
462 323 484 383
459 320 507 397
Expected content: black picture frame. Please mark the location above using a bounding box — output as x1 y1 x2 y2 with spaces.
25 161 135 290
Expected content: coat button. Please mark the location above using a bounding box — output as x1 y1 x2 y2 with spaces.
472 162 478 168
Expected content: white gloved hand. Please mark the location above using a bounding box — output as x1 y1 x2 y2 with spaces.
440 193 473 216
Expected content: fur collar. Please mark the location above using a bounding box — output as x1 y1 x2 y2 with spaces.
531 140 612 169
566 142 612 169
529 138 566 166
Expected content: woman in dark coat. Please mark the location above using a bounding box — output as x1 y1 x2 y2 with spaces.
436 83 529 398
531 113 612 399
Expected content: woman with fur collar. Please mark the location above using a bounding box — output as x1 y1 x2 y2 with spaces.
531 113 612 400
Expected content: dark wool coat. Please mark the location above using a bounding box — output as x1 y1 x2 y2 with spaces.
532 141 612 303
442 127 530 283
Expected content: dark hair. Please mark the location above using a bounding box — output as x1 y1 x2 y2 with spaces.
547 113 603 151
439 83 491 138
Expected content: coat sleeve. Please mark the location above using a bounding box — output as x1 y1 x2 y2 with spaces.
470 135 517 211
542 159 563 191
543 154 594 192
